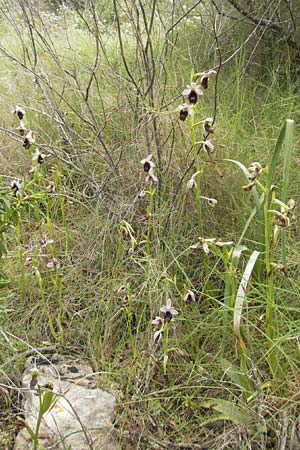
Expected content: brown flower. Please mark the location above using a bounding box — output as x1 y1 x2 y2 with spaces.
14 105 25 120
177 103 194 121
200 70 217 90
140 154 155 172
145 168 158 184
182 82 203 105
23 130 35 149
203 117 214 134
203 140 214 153
18 120 27 136
184 290 196 303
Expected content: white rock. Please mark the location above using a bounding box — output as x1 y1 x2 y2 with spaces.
14 355 116 450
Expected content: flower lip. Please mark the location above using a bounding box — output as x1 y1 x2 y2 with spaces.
179 110 188 121
10 179 22 190
25 257 32 267
47 182 55 193
144 162 151 172
40 238 54 248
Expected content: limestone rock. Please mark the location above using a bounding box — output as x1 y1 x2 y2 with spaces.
14 355 116 450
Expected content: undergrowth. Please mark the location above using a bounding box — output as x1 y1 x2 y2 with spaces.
0 2 300 449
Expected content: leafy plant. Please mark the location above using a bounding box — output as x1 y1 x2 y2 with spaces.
24 386 57 450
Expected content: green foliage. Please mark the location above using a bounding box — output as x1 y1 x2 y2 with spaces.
25 386 57 450
0 2 299 448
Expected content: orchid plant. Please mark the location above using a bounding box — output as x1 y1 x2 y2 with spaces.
152 298 179 374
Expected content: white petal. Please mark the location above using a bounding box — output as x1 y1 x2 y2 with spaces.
182 88 191 96
215 241 234 247
194 86 203 95
203 242 210 254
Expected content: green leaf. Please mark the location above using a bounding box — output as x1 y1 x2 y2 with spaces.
220 358 254 395
234 250 260 353
24 423 36 441
231 245 248 269
0 239 7 257
268 122 286 189
281 119 294 265
40 390 56 414
282 120 294 202
0 278 10 288
201 399 250 425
